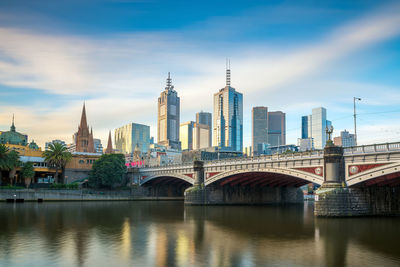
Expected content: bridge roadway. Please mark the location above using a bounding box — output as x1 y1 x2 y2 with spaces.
137 142 400 189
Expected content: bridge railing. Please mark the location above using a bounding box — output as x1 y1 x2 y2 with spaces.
344 142 400 155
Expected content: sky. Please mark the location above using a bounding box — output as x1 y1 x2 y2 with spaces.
0 0 400 149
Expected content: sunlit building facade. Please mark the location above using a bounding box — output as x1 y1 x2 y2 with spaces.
115 123 150 154
157 72 181 150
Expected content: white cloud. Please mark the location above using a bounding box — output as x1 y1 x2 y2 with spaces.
1 3 400 148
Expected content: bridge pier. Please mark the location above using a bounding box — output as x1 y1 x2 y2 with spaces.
315 143 371 216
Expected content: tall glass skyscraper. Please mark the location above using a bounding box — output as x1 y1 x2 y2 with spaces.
252 107 268 156
267 111 286 147
115 123 150 154
213 65 243 152
309 107 331 149
157 73 181 150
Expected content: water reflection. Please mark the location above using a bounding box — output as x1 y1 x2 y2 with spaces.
0 202 399 267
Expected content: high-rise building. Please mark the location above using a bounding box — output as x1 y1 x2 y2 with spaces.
93 139 103 154
196 111 212 145
115 123 150 154
305 107 331 149
252 107 268 156
75 103 95 153
267 111 286 147
213 64 243 152
157 72 181 150
180 121 194 151
45 140 66 151
333 130 356 148
193 123 211 150
301 116 308 139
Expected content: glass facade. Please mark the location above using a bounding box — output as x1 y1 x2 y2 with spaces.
252 107 268 156
115 123 150 154
267 111 286 147
213 86 243 152
311 107 331 149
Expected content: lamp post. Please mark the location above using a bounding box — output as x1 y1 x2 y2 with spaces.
353 97 361 145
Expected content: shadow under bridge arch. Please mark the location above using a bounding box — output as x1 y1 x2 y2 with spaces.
205 168 323 187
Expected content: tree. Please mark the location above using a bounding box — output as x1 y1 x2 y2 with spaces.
21 161 35 188
7 150 20 185
0 144 9 185
43 143 72 184
89 154 126 188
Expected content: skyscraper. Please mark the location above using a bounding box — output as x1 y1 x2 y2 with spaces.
301 116 309 139
196 111 212 145
252 107 268 156
267 111 286 147
180 121 194 151
75 103 95 153
157 73 181 150
193 123 211 150
310 107 331 149
213 63 243 152
115 123 150 154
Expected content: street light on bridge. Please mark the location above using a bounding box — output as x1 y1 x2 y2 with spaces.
353 97 362 145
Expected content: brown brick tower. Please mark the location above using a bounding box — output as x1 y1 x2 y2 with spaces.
75 103 95 153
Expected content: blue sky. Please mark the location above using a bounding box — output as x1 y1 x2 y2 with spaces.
0 0 400 148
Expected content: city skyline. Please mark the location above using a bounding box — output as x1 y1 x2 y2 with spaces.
1 1 400 148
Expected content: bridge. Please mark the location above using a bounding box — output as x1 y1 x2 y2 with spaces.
133 142 400 217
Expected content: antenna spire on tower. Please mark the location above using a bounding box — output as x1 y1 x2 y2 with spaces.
226 58 231 87
166 72 172 90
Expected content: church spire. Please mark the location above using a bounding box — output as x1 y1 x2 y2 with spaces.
79 102 88 129
10 114 15 132
105 130 113 154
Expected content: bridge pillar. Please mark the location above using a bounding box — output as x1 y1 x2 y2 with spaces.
315 142 370 216
193 160 204 186
185 160 207 205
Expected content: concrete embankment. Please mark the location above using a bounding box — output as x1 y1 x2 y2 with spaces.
0 189 183 202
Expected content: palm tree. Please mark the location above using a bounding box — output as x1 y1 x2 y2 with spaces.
0 144 9 186
7 150 20 185
43 143 72 184
21 161 35 188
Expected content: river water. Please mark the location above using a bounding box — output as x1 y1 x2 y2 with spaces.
0 201 399 267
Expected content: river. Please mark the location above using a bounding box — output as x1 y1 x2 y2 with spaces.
0 201 399 267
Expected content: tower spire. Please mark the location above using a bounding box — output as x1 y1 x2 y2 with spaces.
226 59 231 87
166 72 174 90
105 130 113 154
79 102 88 129
10 114 16 132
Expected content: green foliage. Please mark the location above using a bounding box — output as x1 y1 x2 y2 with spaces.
89 154 127 188
20 161 35 179
50 183 79 189
0 185 24 189
0 144 9 171
43 143 72 183
6 150 20 170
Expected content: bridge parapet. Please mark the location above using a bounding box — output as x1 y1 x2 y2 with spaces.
344 142 400 155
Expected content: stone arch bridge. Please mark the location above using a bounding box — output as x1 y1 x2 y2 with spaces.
132 142 400 216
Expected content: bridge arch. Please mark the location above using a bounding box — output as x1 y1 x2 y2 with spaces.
347 162 400 187
205 168 323 187
140 173 194 186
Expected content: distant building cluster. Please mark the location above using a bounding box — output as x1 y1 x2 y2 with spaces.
0 61 360 185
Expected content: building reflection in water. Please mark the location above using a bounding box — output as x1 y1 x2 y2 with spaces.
0 202 399 267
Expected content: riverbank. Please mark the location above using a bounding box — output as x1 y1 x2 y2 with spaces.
0 189 183 202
